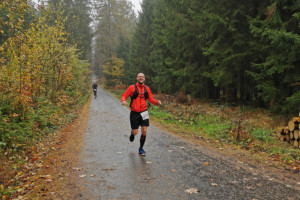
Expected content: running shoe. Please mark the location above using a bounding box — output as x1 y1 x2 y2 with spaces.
139 148 146 156
129 134 135 142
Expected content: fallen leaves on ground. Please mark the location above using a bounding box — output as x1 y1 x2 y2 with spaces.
185 188 200 194
72 167 83 171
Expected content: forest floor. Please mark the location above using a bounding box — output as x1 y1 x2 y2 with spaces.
4 91 300 199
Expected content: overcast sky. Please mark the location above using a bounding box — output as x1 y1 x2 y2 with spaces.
130 0 142 14
32 0 142 14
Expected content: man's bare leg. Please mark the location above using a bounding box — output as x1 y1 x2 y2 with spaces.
129 129 138 142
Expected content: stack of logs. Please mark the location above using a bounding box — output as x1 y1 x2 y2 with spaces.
278 117 300 148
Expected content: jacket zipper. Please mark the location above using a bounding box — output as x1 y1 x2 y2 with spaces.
140 86 142 112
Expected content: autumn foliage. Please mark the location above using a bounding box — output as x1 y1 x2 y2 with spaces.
0 0 90 197
0 2 89 151
101 55 125 87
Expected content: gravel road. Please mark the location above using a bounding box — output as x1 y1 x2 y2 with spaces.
76 87 300 200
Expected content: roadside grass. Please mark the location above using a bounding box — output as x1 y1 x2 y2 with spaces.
107 88 300 168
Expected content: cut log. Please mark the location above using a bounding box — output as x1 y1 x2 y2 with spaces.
289 131 294 140
288 120 295 131
293 140 299 147
284 134 290 142
283 127 289 135
294 129 299 140
292 117 300 123
278 126 285 133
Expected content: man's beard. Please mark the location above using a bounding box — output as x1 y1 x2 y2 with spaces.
138 80 144 84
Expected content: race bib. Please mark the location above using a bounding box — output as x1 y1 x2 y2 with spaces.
140 111 149 120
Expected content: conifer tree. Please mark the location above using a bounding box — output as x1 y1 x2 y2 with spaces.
128 0 156 86
93 0 135 77
249 0 300 113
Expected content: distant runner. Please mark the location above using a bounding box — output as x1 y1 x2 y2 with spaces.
92 83 98 98
121 73 162 156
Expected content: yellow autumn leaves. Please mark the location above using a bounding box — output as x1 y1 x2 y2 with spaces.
0 1 89 113
101 56 125 87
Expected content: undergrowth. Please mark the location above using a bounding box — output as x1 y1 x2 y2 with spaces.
0 92 90 198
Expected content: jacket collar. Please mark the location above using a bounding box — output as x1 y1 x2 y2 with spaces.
136 82 145 87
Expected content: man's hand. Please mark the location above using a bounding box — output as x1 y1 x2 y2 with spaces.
157 100 162 105
121 101 127 106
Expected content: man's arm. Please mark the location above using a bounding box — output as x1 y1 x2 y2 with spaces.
147 87 162 105
121 85 133 106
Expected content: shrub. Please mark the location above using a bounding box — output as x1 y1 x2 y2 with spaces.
176 91 189 104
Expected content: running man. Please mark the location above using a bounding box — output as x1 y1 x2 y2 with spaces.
92 83 98 98
121 73 162 156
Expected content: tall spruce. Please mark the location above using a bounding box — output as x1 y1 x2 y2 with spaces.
249 0 300 113
93 0 135 77
127 0 156 86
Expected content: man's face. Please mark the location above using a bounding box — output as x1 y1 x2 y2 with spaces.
137 73 145 84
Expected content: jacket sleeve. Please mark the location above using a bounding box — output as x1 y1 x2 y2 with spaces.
146 87 158 105
121 85 133 102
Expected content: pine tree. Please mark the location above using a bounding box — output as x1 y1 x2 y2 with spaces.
249 0 300 113
93 0 135 78
128 0 156 86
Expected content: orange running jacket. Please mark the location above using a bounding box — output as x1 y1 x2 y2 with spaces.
121 83 158 112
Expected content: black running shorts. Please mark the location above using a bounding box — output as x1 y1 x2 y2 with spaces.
130 111 149 129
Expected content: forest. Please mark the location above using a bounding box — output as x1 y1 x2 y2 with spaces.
0 0 299 197
0 0 299 151
124 0 300 115
0 0 299 150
